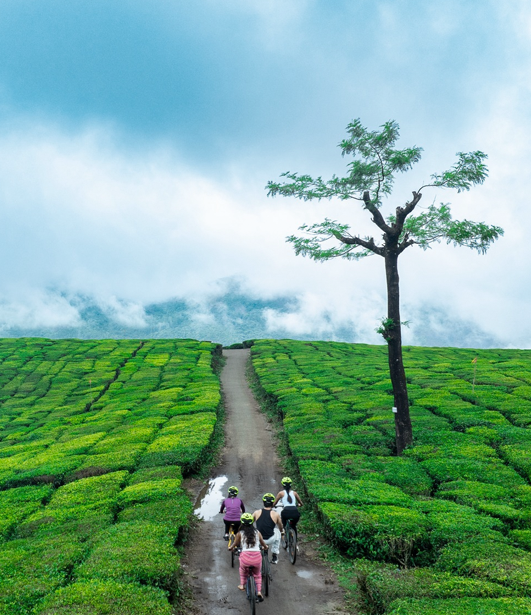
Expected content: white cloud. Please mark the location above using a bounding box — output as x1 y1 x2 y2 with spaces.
0 291 81 331
0 112 529 347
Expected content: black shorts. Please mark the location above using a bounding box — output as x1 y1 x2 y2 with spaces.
224 520 241 533
281 507 300 528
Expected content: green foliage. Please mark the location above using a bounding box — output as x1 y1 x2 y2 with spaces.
321 501 428 565
0 533 86 614
0 338 221 614
437 539 531 592
127 465 182 485
267 118 501 263
251 339 531 605
34 580 172 615
46 471 128 511
118 493 192 539
400 203 503 254
75 521 180 593
387 597 531 615
140 412 217 470
356 560 514 615
117 479 183 507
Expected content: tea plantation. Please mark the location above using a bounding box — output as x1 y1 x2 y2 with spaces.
251 339 531 615
0 338 221 615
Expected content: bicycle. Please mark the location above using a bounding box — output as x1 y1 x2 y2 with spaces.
282 518 297 565
245 568 258 614
227 524 238 568
261 546 272 597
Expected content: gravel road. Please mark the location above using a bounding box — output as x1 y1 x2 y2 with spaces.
182 348 347 614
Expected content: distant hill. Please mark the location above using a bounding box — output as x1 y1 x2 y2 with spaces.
0 288 501 348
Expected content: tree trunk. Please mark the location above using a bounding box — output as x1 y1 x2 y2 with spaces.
385 249 413 454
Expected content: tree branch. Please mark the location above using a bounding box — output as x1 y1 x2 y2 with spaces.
363 191 393 234
332 229 385 256
395 191 423 231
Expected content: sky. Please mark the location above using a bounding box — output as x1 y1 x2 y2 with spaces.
0 0 530 347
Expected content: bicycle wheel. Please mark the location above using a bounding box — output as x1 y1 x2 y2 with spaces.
246 575 256 615
261 551 270 597
288 527 297 565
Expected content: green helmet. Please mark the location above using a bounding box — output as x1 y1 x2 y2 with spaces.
240 513 254 525
281 477 292 486
262 493 275 504
228 486 239 496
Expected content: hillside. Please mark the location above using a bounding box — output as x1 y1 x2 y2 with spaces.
250 339 531 614
3 337 531 614
0 338 221 614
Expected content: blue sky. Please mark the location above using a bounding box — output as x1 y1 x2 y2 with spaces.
0 0 530 346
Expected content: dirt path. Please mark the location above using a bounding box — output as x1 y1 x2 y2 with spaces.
183 349 346 614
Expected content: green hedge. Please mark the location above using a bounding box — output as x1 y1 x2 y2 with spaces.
75 521 180 593
387 597 531 615
355 560 514 615
437 539 531 592
320 501 428 564
34 580 172 615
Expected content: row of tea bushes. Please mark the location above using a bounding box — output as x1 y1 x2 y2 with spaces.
251 339 531 613
0 338 221 615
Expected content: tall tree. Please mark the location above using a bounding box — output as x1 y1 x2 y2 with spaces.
267 119 503 454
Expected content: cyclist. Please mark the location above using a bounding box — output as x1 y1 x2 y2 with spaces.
273 477 303 538
253 493 284 564
219 486 245 540
229 512 268 602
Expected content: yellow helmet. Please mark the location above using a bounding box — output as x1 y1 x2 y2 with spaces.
240 513 254 525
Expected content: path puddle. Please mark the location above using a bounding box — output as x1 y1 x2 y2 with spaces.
194 475 228 520
296 570 314 579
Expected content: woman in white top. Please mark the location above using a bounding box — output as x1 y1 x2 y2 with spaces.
273 476 303 537
229 512 268 601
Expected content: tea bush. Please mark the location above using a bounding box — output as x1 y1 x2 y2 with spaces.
0 338 221 614
387 597 531 615
34 580 172 615
251 339 531 608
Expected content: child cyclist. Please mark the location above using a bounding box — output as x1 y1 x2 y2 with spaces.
229 512 268 601
273 477 303 537
219 486 245 540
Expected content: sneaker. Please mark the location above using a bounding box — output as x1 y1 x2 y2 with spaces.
271 554 278 564
224 533 229 541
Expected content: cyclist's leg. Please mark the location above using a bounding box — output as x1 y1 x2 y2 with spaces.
248 552 262 596
224 520 232 539
286 510 301 537
238 553 251 590
263 529 281 561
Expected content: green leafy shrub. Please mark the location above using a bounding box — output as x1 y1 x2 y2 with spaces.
34 580 172 615
414 499 505 549
338 454 433 496
74 445 147 474
0 533 86 613
46 471 128 511
75 521 180 593
437 539 531 592
509 529 531 551
420 457 524 488
128 465 182 485
356 560 514 615
118 493 192 539
320 501 428 565
387 597 531 615
117 479 183 507
140 412 216 469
